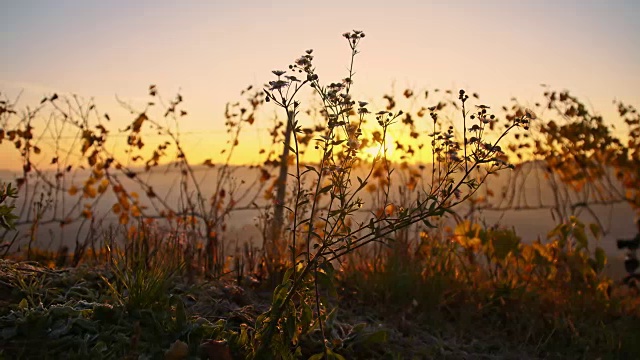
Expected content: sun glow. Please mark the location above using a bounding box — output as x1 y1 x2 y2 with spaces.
361 134 395 160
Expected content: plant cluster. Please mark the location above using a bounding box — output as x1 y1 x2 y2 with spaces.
249 30 535 359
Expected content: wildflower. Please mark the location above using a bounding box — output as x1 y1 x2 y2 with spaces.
525 108 537 120
268 80 288 91
447 150 461 162
295 56 312 68
347 138 359 150
358 107 370 115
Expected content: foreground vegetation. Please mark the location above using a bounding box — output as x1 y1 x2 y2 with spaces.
1 31 639 359
0 229 639 359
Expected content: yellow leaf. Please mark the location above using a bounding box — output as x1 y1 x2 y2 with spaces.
83 185 97 198
385 203 395 216
18 298 28 309
131 205 141 217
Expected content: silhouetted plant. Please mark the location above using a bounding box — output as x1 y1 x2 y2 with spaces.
0 86 272 278
252 30 531 359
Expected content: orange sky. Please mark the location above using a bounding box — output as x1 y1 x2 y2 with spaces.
2 0 639 171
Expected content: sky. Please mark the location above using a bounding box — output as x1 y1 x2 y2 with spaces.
1 0 640 170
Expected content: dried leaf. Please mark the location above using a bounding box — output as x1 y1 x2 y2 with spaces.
164 340 188 360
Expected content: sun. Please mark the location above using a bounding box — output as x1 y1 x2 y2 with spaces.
361 134 395 160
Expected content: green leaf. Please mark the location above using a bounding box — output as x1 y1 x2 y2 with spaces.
350 323 367 334
285 311 297 340
589 223 601 240
283 267 295 281
320 260 335 275
316 270 333 290
173 296 187 329
320 184 333 193
422 219 435 228
304 165 318 175
272 282 291 306
490 229 520 261
300 302 313 332
18 298 28 310
323 307 338 328
573 225 588 250
329 209 342 217
362 329 389 345
91 341 108 353
327 348 347 360
594 246 607 273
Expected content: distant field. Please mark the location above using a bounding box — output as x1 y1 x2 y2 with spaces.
2 162 636 280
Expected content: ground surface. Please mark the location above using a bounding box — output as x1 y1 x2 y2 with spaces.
0 259 637 359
